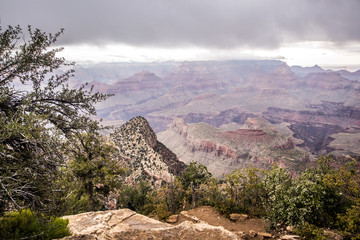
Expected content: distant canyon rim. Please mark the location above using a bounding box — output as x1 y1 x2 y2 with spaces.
69 60 360 176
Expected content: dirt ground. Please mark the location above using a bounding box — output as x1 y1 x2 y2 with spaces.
174 206 268 234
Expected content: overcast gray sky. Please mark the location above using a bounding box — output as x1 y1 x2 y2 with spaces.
1 0 360 67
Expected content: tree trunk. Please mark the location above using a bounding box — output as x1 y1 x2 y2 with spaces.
170 183 176 214
191 181 196 209
88 182 95 211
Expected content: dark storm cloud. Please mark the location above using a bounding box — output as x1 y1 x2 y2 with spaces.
1 0 359 49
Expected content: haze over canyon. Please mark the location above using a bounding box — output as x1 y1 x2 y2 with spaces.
70 60 360 176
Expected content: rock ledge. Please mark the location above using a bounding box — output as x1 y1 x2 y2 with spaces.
62 209 244 240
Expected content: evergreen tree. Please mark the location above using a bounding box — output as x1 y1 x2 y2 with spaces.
61 126 123 213
0 25 110 215
225 167 265 215
179 161 211 208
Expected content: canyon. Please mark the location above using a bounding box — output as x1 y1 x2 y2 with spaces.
157 118 309 177
71 60 360 176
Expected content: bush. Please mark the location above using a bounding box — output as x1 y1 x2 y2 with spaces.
178 162 212 208
263 166 292 227
224 168 266 216
117 181 155 215
337 205 360 240
0 209 70 239
264 164 345 228
153 179 185 218
295 222 326 240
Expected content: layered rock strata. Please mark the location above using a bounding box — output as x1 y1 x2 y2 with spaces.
158 118 309 178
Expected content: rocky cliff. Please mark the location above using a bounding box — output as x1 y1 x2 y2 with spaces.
110 116 186 186
264 102 360 156
93 60 360 130
70 60 360 174
158 118 309 178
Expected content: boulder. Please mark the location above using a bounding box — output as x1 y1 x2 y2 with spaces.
62 209 245 240
62 208 169 236
248 230 257 237
229 213 249 222
258 232 272 238
280 235 301 240
180 210 202 223
166 214 179 223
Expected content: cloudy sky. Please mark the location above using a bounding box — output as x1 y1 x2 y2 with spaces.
1 0 360 68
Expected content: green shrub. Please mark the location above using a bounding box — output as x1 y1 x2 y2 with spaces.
117 181 155 215
264 164 345 228
337 205 360 240
295 222 326 240
155 202 171 220
178 162 212 208
212 198 241 217
263 166 292 227
0 209 70 239
224 168 266 217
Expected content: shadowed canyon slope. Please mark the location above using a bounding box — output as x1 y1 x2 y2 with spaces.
71 60 360 174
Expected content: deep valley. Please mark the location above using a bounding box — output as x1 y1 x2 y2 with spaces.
71 60 360 176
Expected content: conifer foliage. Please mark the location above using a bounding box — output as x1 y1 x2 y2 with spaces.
0 25 110 215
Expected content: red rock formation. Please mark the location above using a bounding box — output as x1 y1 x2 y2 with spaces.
264 103 360 155
158 118 310 177
221 129 272 142
191 140 237 159
86 60 360 162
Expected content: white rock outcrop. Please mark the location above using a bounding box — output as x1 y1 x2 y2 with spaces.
62 209 245 240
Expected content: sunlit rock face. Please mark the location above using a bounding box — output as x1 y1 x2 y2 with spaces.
110 116 186 186
70 60 360 174
62 208 243 240
158 118 309 178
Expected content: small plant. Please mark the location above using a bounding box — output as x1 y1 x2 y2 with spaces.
337 205 360 240
0 209 71 239
295 222 326 240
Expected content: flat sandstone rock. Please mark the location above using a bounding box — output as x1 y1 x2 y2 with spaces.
62 209 244 240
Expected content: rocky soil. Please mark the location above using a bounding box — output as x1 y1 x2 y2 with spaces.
61 208 246 240
62 206 347 240
174 206 267 233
